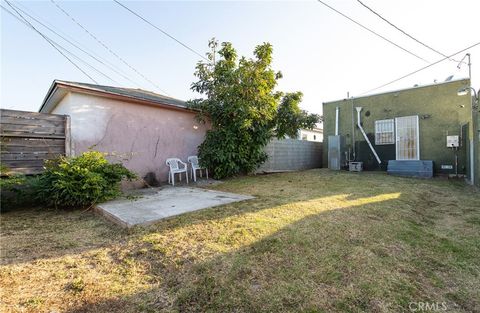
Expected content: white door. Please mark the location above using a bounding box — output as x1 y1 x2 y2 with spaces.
395 115 419 160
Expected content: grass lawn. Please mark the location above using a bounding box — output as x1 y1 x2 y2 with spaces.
1 169 479 312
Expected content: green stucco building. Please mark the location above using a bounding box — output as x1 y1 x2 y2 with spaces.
323 79 478 185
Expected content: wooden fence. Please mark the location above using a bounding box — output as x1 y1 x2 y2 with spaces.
0 109 70 174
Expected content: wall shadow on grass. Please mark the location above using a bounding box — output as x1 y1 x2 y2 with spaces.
65 193 422 312
4 170 479 312
1 170 396 266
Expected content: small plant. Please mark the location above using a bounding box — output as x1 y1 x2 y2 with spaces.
0 165 26 190
34 151 136 208
0 164 30 209
22 296 45 308
66 278 85 292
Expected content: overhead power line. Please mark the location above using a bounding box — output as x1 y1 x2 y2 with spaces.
50 0 169 95
11 3 143 88
316 0 428 63
113 0 208 61
356 0 460 63
2 2 121 85
2 1 98 83
16 1 137 80
359 41 480 95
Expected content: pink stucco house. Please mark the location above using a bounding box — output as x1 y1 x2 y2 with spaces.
39 80 209 185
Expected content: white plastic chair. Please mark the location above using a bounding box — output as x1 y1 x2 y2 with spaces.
188 156 208 182
166 158 188 186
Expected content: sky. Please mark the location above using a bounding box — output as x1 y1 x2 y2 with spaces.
1 0 480 116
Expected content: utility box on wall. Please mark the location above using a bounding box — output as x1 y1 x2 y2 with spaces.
328 135 345 170
446 135 459 148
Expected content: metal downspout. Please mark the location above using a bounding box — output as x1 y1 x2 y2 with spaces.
355 107 381 164
335 107 339 136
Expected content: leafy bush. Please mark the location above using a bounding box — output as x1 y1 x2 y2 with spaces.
34 151 136 208
189 39 319 179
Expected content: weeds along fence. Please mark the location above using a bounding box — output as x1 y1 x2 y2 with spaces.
256 138 323 173
0 109 70 175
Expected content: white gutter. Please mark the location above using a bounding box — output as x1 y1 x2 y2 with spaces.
355 107 381 164
335 107 339 135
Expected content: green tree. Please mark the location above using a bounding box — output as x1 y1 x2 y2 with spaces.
189 39 319 179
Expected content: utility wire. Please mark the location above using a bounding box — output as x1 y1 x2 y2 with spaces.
356 0 461 63
56 43 121 84
50 0 170 95
11 2 143 88
15 1 133 77
2 3 119 84
2 1 98 83
359 41 480 95
316 0 428 63
113 0 208 61
15 2 142 83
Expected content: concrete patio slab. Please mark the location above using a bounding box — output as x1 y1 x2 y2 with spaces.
95 187 254 228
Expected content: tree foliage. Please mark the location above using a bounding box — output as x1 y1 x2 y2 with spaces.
189 39 319 178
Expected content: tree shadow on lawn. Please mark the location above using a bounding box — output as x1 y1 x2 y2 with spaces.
0 207 127 266
3 171 479 312
2 169 477 266
0 170 395 266
66 187 480 313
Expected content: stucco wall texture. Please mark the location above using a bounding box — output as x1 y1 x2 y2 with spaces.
51 92 209 184
322 79 473 176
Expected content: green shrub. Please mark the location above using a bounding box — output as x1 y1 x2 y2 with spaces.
34 151 136 208
1 165 29 209
1 165 26 190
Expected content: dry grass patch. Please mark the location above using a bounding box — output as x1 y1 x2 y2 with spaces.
1 169 479 312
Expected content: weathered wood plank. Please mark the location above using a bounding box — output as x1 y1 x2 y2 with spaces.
65 115 71 156
0 109 65 121
1 123 65 132
1 116 65 127
2 159 45 167
1 146 65 153
1 153 62 161
0 133 65 139
3 166 45 175
1 137 65 147
1 129 65 137
0 109 68 174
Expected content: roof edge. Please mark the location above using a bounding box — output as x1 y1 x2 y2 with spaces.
39 80 192 113
323 78 470 105
39 80 59 112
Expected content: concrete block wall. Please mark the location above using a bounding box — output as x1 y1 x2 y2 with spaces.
256 138 323 172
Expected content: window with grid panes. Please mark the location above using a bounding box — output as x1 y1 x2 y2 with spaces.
375 119 395 145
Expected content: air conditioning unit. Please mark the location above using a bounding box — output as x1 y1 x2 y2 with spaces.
349 162 363 172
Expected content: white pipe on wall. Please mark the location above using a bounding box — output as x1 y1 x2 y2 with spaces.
335 107 339 136
470 140 474 184
355 107 381 164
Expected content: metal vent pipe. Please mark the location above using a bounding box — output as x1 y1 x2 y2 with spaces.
355 107 381 164
335 107 339 136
